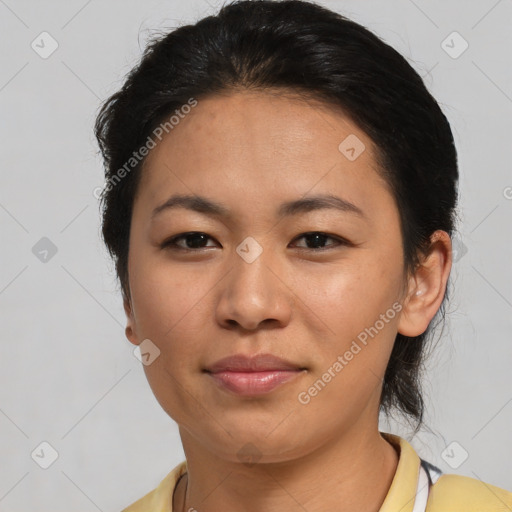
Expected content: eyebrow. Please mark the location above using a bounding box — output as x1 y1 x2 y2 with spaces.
151 193 366 221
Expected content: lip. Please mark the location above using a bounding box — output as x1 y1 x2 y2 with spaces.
204 354 306 396
206 353 304 373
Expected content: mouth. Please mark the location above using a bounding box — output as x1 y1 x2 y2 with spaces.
204 353 307 396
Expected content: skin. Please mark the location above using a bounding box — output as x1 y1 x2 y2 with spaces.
123 89 452 512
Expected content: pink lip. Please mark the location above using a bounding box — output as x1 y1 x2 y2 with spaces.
205 354 306 396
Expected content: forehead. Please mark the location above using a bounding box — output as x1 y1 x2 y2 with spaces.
135 89 392 218
144 88 372 166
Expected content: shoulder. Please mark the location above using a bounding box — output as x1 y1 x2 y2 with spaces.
121 460 187 512
427 473 512 511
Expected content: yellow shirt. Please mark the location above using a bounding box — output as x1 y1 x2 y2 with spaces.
122 432 512 511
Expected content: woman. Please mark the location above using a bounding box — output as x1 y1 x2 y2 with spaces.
94 1 512 510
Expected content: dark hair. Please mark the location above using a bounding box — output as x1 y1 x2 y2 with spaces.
94 0 459 432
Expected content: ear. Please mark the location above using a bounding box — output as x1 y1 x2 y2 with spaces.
123 293 140 346
397 230 452 337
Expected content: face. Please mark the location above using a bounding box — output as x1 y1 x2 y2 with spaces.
124 90 414 462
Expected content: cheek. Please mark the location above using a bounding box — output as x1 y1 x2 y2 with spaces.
296 275 400 428
302 253 402 335
132 265 213 420
129 251 213 341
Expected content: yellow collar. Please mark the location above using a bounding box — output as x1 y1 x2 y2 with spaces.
379 432 425 512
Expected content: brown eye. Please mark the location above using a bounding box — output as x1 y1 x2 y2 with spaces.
161 232 218 251
291 232 348 250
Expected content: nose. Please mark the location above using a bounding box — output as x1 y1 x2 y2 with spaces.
215 246 292 331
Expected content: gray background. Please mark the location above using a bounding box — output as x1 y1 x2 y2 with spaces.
1 0 511 510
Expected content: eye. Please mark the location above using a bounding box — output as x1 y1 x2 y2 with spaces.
291 232 349 250
161 232 218 251
161 231 350 252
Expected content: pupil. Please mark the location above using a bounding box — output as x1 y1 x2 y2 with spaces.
308 233 326 248
188 233 207 248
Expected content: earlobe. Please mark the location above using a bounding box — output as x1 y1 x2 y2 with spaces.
397 230 452 337
123 295 139 346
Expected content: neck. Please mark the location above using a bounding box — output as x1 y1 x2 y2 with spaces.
173 425 399 512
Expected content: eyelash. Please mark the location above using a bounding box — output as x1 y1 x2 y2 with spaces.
160 231 350 252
